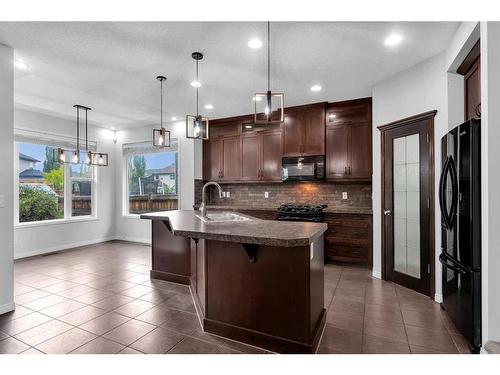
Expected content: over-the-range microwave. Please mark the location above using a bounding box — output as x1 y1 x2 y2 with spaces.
282 155 325 182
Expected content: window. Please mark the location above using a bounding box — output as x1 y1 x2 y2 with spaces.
16 140 97 224
70 155 94 217
124 141 178 215
18 143 64 223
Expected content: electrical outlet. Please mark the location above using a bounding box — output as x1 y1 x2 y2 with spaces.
342 192 348 200
264 191 269 198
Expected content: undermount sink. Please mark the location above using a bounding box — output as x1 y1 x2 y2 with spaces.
196 212 251 223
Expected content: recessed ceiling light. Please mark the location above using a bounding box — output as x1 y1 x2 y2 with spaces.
247 38 263 49
310 85 322 92
245 125 253 129
171 116 177 121
384 34 403 46
14 60 28 70
253 96 262 102
204 104 214 110
190 80 202 88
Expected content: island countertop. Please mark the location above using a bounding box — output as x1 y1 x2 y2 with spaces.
140 209 327 247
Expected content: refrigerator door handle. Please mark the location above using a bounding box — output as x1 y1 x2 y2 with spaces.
439 156 458 230
439 253 466 275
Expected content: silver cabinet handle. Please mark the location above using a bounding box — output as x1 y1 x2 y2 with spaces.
384 209 392 216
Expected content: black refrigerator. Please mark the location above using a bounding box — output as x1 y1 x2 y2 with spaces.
439 118 481 353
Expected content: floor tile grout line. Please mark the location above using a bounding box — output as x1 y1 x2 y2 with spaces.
394 285 412 354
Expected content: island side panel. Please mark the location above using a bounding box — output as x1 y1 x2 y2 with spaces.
190 238 206 315
150 220 191 285
309 236 326 347
204 240 313 351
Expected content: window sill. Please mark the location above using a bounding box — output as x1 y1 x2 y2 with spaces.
121 214 142 219
14 216 99 229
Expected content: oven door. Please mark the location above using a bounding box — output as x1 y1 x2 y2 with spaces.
282 155 325 181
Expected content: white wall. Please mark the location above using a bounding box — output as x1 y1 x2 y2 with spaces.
114 121 201 244
480 21 500 346
0 43 15 314
13 108 117 259
372 52 449 301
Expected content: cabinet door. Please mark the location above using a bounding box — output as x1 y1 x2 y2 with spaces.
282 110 303 156
465 58 480 121
261 131 283 181
303 105 325 155
349 122 372 179
241 134 261 181
203 138 222 181
326 125 349 179
221 136 241 181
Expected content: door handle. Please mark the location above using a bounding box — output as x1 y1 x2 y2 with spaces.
384 209 392 216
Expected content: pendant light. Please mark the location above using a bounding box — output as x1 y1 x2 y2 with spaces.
56 105 109 167
153 75 171 147
186 52 209 139
254 21 284 124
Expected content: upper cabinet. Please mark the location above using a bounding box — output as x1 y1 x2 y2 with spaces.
203 99 372 183
241 130 283 182
283 103 326 157
326 98 372 181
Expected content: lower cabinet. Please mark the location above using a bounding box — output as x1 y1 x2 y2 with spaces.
234 209 373 265
324 213 372 265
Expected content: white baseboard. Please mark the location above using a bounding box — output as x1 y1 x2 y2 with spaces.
114 236 151 245
0 302 15 315
372 270 382 279
14 236 116 259
434 293 443 303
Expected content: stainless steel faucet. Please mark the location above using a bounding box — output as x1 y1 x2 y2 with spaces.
199 181 223 218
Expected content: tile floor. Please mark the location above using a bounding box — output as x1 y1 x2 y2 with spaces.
0 241 470 354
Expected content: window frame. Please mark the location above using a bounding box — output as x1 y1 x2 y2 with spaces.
122 139 180 218
14 141 98 228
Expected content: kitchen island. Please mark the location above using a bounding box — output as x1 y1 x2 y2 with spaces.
140 210 327 353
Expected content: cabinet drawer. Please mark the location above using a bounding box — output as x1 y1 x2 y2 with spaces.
326 245 368 260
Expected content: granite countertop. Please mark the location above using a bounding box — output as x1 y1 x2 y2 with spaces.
140 210 327 247
193 204 372 215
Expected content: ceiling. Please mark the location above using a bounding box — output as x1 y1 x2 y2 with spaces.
0 22 459 130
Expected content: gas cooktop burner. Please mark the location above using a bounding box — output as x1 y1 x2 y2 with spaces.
276 204 328 222
278 204 328 214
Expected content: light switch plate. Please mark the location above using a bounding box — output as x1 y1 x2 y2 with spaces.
226 191 230 198
342 192 348 200
264 192 269 198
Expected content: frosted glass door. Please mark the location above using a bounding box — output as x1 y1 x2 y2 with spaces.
393 134 420 278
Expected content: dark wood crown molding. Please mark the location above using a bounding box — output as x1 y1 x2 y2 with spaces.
377 110 437 132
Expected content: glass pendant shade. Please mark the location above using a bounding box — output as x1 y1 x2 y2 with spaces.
153 127 170 147
254 90 284 124
55 148 80 164
88 151 109 166
186 114 209 139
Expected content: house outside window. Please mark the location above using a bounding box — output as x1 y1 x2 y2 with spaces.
123 140 178 215
15 133 97 224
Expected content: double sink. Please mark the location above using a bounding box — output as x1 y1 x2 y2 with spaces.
196 212 251 223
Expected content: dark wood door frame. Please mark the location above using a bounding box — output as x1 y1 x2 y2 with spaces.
378 110 436 298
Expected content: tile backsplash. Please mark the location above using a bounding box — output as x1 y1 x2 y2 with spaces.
194 179 372 211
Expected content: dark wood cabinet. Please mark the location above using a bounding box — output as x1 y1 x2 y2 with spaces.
465 57 480 121
241 130 282 182
326 125 349 178
221 135 241 182
261 131 282 181
241 134 261 181
326 98 372 181
283 103 326 157
203 138 222 181
324 213 372 265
